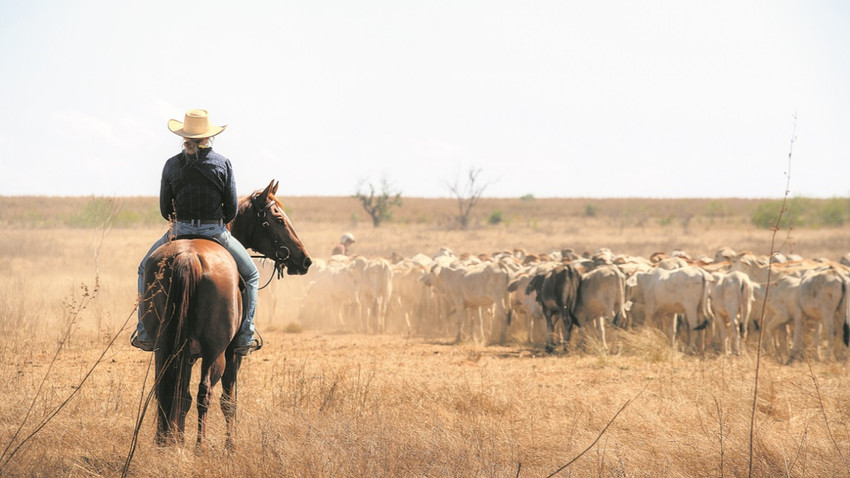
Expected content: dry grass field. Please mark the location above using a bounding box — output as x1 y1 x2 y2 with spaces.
1 196 849 477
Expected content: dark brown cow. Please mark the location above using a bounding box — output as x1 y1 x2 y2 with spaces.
525 264 582 352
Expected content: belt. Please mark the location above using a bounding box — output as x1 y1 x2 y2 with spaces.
177 219 224 226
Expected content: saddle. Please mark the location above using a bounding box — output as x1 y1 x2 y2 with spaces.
175 234 222 244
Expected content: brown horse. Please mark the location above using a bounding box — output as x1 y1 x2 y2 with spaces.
141 180 311 448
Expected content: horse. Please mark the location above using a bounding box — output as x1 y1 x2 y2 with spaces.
140 180 311 449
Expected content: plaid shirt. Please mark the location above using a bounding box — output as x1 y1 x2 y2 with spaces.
159 147 238 223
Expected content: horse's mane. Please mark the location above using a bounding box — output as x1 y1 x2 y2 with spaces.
240 190 283 208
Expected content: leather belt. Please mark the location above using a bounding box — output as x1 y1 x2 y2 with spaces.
177 219 224 226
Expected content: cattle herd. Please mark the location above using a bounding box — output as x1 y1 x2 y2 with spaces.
297 246 850 363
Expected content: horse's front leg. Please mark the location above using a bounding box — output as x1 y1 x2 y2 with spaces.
220 351 243 451
197 355 226 449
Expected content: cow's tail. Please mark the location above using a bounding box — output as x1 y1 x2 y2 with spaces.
694 270 713 330
839 275 849 347
740 276 754 337
507 276 523 293
525 274 544 297
564 265 583 328
612 270 627 329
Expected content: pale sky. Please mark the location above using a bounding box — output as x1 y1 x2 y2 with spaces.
1 1 848 198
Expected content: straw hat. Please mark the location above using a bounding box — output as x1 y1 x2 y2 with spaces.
167 109 227 138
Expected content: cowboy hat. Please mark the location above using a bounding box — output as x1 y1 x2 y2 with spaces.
167 109 227 138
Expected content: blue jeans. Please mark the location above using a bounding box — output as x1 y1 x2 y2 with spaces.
136 222 260 347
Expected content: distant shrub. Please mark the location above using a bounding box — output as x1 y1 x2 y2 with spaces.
750 197 849 229
584 204 598 217
520 194 535 201
488 210 503 225
704 200 728 218
751 200 797 229
283 322 304 334
818 198 848 226
66 197 120 228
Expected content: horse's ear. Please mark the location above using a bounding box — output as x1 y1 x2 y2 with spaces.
272 180 279 195
260 180 275 200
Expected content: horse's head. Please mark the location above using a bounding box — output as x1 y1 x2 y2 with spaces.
232 180 312 276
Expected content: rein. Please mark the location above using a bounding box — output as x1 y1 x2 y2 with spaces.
249 193 290 290
251 257 281 290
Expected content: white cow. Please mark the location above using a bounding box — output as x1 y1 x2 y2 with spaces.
348 256 394 333
626 266 714 352
574 265 627 352
756 275 803 361
794 266 849 361
425 261 513 344
389 258 434 335
709 271 754 355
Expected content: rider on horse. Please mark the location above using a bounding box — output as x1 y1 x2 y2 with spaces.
132 109 261 356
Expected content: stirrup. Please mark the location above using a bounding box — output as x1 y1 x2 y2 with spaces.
233 338 260 356
130 330 154 352
233 331 263 356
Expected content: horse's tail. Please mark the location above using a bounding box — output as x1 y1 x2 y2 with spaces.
155 251 202 443
158 252 202 353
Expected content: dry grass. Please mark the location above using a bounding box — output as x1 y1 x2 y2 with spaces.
1 197 849 477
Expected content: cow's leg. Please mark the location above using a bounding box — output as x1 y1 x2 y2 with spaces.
669 313 678 349
789 310 806 362
716 311 730 355
731 316 741 355
544 310 556 352
562 311 576 351
595 316 608 352
689 306 706 354
821 309 836 361
454 300 464 343
477 307 486 345
493 303 508 345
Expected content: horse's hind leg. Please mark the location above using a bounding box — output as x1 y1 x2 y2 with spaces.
197 355 226 449
176 362 193 445
220 352 243 451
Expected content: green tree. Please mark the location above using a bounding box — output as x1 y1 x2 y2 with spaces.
354 176 402 227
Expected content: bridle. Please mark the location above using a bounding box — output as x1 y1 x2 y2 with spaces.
249 193 291 289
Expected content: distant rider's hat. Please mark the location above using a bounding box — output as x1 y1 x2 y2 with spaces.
341 233 356 244
168 109 227 138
